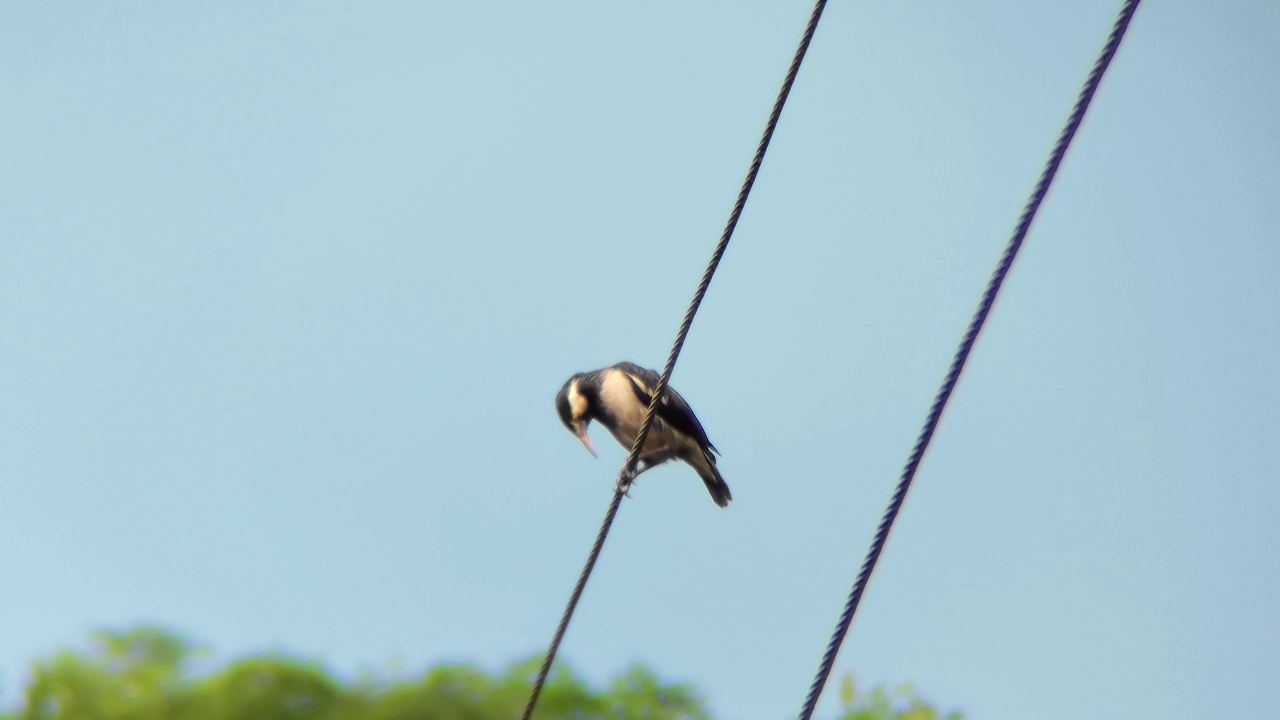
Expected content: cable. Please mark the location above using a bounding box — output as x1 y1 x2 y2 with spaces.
520 2 830 718
795 2 1142 718
518 490 623 720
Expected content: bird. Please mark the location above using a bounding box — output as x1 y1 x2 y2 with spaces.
555 361 731 507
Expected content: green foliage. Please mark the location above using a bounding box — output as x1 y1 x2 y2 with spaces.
18 627 193 720
833 674 964 720
3 627 959 720
186 655 347 720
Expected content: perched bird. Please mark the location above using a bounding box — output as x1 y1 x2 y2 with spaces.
555 362 731 507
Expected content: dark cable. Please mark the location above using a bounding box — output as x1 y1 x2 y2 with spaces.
518 490 623 720
521 2 829 718
795 2 1142 718
621 0 829 481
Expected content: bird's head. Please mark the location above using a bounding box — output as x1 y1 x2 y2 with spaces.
555 375 597 457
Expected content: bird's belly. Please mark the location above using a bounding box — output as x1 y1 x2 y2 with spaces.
603 419 676 456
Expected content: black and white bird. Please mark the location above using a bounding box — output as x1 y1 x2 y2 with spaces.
555 362 731 508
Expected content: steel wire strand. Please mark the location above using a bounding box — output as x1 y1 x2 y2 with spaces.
520 2 830 718
794 3 1143 719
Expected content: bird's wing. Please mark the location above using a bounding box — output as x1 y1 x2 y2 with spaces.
612 362 719 455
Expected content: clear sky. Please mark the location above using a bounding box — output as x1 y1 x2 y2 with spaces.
3 2 1278 718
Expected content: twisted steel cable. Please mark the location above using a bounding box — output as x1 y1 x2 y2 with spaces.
520 2 829 718
796 2 1143 718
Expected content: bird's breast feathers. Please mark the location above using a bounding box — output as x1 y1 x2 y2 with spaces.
597 368 650 437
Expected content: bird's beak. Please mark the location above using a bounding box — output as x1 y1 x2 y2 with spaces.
574 421 597 457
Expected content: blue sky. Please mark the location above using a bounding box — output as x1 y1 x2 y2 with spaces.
3 2 1278 718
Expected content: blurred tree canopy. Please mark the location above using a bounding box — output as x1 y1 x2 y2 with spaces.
2 627 960 720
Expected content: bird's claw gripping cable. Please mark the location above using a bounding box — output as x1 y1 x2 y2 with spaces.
615 466 636 497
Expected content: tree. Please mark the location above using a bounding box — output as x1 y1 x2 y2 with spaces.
3 627 959 720
834 673 963 720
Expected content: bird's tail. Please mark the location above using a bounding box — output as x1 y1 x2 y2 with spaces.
691 450 732 508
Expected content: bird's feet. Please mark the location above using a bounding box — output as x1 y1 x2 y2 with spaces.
615 464 638 497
